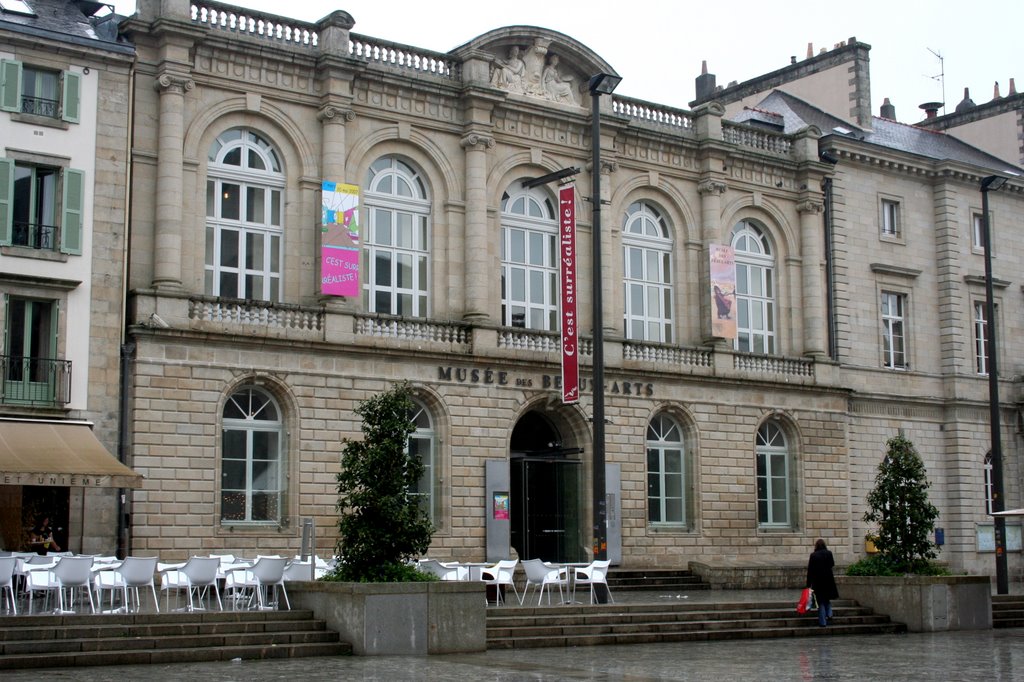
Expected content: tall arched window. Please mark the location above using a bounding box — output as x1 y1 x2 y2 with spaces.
623 202 673 342
221 386 284 524
363 156 431 317
732 221 776 354
756 421 790 527
647 413 687 525
205 129 284 301
501 185 557 330
409 398 439 525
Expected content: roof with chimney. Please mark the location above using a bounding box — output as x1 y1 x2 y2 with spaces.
745 90 1022 175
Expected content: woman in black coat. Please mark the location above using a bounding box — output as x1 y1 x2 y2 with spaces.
806 538 838 626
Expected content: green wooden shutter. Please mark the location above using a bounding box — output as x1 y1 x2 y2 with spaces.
0 157 13 246
61 70 80 123
0 60 22 113
60 168 84 255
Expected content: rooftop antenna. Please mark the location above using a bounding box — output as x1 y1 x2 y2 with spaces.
926 47 945 115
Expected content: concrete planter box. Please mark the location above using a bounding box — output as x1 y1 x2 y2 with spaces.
836 575 991 632
287 579 487 655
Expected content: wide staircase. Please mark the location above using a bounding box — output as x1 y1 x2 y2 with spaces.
0 609 351 670
607 567 710 593
992 594 1024 627
487 598 906 649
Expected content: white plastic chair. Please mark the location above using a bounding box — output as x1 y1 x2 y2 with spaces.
161 557 222 611
520 558 568 605
283 560 314 581
418 559 465 581
480 559 519 606
94 556 160 613
0 556 17 615
226 557 290 610
53 556 96 614
573 559 613 604
24 555 58 614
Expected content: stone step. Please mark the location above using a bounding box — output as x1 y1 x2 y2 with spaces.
606 568 711 591
0 610 352 670
486 599 904 648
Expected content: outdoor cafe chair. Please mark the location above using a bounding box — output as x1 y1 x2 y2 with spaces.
480 559 519 606
520 558 568 605
94 556 160 613
572 559 613 605
418 559 465 581
53 555 96 614
225 557 290 610
160 556 222 611
0 556 17 615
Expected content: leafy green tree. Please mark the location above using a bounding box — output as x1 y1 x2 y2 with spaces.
331 382 433 582
863 434 940 573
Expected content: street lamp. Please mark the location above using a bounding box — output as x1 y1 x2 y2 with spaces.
588 72 620 566
981 174 1008 594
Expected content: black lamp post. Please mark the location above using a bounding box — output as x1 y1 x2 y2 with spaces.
588 72 621 563
981 174 1008 594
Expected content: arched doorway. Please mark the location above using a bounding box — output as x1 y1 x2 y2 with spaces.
509 410 586 563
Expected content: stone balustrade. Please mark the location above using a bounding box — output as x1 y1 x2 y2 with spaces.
354 315 471 345
722 121 793 156
613 96 694 130
623 341 714 369
732 352 814 379
188 296 323 332
348 33 460 79
191 1 318 47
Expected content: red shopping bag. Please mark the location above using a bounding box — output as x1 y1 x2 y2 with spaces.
796 587 814 614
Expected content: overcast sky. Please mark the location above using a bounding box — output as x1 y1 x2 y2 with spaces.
113 0 1022 124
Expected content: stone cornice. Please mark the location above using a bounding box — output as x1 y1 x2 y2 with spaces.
869 263 922 279
964 274 1011 289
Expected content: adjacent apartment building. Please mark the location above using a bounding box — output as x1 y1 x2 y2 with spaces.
0 0 140 555
115 0 1022 580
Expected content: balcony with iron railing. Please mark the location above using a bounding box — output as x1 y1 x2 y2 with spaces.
0 355 72 407
11 221 57 251
20 95 59 119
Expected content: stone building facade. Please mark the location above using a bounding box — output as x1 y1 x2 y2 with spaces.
119 0 1023 578
0 0 137 554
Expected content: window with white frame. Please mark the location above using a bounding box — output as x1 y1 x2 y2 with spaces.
974 301 988 375
881 291 907 369
623 201 673 343
756 421 790 527
205 129 284 301
408 398 439 526
362 156 431 317
880 198 901 238
220 386 284 524
731 220 776 354
972 212 986 252
984 452 994 515
501 185 557 330
0 60 80 122
0 158 84 254
647 413 686 525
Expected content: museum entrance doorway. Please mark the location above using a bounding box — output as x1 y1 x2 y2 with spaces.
509 410 586 564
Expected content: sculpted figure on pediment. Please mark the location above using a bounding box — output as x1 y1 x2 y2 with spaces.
491 45 526 92
542 54 577 105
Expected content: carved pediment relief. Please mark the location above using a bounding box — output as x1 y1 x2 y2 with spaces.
489 38 581 106
456 27 616 109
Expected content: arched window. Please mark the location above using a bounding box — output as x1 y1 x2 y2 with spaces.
408 398 438 525
623 202 673 342
647 413 687 525
205 129 284 301
732 221 776 354
363 156 431 317
500 185 557 330
221 386 284 524
756 421 790 527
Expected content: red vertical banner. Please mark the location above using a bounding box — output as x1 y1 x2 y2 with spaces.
559 185 580 403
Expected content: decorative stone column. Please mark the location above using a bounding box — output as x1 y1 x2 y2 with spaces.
797 198 826 358
461 132 495 323
697 178 728 343
152 73 193 290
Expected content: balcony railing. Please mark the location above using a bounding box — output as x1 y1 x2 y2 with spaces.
0 355 72 406
11 221 57 250
20 95 59 118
